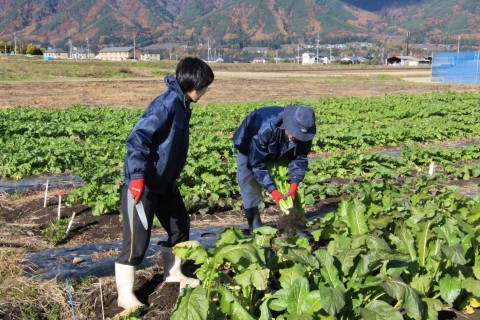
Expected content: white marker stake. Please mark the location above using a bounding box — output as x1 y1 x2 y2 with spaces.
43 179 49 208
428 162 435 176
57 192 62 220
99 279 105 320
66 212 76 235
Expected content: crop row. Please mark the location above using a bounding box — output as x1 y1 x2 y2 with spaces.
0 92 479 214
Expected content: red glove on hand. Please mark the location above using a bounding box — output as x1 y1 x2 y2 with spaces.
129 178 145 203
270 189 285 206
285 183 299 200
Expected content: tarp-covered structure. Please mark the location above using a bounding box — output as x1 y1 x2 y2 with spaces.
432 51 480 83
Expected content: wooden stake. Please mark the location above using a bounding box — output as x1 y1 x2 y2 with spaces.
43 179 49 208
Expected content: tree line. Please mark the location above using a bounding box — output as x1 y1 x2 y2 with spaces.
0 39 44 55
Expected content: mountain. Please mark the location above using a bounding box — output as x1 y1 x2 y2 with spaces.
0 0 478 49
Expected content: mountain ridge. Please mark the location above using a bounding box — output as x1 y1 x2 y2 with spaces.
0 0 478 49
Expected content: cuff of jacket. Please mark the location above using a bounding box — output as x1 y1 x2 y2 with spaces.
129 173 145 180
265 185 276 193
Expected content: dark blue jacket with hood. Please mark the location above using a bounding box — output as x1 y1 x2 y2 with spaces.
123 75 190 194
232 106 312 193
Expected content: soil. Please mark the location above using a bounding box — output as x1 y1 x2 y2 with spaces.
1 67 479 109
0 188 340 319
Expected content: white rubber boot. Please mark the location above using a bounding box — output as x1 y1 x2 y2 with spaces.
115 263 145 313
161 246 200 289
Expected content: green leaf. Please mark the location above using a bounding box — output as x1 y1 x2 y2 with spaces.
304 194 315 206
423 298 443 320
284 248 320 269
259 298 273 320
433 222 458 246
347 199 369 235
391 222 417 261
305 290 322 314
318 285 346 316
410 274 433 294
216 243 259 265
439 274 462 304
381 277 424 319
216 227 244 246
337 198 349 217
252 226 277 248
170 286 209 320
287 277 311 315
234 268 270 291
173 240 208 265
462 278 480 297
416 220 432 268
279 264 306 290
334 248 362 276
218 285 256 320
360 300 403 320
315 249 342 288
441 244 467 265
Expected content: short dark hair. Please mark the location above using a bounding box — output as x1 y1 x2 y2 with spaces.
176 57 214 93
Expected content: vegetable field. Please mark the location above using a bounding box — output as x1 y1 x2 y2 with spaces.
1 91 480 319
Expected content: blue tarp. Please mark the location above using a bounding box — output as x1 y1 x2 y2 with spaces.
432 51 480 83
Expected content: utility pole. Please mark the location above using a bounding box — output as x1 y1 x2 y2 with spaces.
406 31 410 56
133 34 136 59
297 44 300 64
68 38 72 58
316 33 320 65
207 38 212 62
86 38 90 58
457 35 461 53
14 32 17 54
329 43 332 63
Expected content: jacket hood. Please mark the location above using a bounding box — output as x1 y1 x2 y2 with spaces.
164 74 184 96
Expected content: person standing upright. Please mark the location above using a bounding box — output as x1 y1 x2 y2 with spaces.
115 57 214 315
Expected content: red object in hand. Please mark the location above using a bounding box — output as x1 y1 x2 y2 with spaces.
270 189 285 206
285 183 299 200
129 178 145 203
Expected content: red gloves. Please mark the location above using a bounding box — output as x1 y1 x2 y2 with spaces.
270 189 285 206
285 183 299 200
271 183 299 206
129 178 144 203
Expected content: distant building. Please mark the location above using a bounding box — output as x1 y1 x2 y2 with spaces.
140 51 161 61
251 58 267 63
302 53 316 65
242 47 269 53
302 52 330 64
341 56 369 64
387 56 430 66
43 48 69 59
97 47 142 61
71 49 95 60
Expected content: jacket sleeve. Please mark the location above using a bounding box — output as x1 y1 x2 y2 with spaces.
249 128 276 193
125 104 170 180
287 140 312 184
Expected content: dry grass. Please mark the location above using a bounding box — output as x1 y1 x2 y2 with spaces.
0 247 71 319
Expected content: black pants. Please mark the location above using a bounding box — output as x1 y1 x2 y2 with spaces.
117 184 190 266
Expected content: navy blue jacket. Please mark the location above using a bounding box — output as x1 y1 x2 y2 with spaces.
123 75 191 194
233 106 312 193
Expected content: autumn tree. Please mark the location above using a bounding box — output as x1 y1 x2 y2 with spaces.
26 43 44 55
